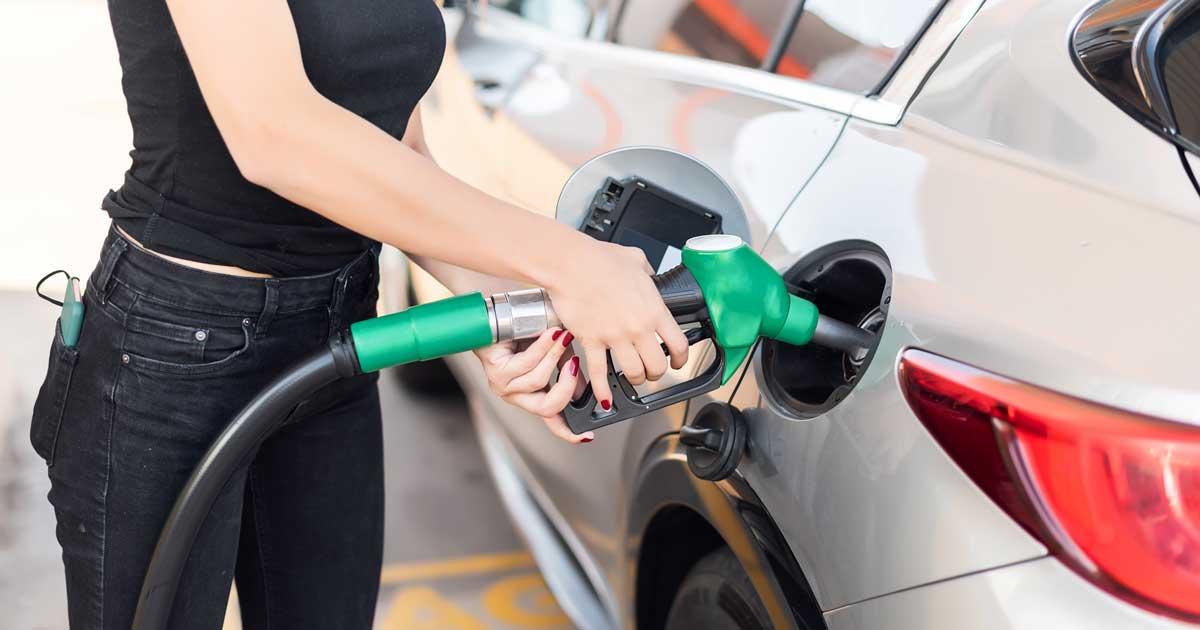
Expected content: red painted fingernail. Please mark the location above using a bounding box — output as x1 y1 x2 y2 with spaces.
570 356 580 376
600 399 611 410
581 437 594 443
551 329 563 341
561 332 574 347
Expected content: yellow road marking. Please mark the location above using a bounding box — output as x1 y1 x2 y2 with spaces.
482 574 570 629
380 587 487 630
380 551 536 585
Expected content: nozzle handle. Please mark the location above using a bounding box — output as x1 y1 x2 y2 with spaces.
653 265 707 324
562 325 722 434
559 264 719 434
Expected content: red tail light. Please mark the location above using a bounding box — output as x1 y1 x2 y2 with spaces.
898 349 1200 622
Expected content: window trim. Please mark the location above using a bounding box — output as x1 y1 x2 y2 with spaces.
474 0 984 125
862 0 984 123
608 0 806 71
865 0 952 97
1133 0 1200 134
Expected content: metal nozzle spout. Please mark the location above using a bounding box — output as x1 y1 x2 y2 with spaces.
486 289 561 343
811 315 876 361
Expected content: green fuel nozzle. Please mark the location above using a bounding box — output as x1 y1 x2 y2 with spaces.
348 288 560 373
674 235 875 375
561 234 874 433
678 234 820 384
342 235 874 434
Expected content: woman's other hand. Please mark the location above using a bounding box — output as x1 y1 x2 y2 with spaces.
545 240 689 412
474 328 592 444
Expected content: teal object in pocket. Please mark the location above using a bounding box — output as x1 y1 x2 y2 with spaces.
61 277 84 347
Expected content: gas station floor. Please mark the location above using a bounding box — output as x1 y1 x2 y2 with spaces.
0 290 572 630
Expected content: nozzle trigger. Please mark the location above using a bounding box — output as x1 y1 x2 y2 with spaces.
563 325 723 434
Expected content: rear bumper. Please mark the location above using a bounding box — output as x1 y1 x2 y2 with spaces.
825 557 1194 630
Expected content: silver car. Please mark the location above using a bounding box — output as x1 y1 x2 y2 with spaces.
391 0 1200 628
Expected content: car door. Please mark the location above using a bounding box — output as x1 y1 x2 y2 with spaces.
457 0 862 603
687 0 1097 613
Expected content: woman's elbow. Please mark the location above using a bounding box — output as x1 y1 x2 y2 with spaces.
223 117 287 188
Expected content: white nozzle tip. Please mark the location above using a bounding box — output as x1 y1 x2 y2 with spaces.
685 234 744 252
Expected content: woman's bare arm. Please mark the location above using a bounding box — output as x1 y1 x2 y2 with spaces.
399 105 506 295
166 0 688 407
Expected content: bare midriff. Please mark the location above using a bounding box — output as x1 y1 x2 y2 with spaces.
116 226 274 278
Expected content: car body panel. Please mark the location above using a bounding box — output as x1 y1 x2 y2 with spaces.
824 558 1190 630
480 9 849 240
726 0 1200 612
412 0 1200 627
471 395 618 630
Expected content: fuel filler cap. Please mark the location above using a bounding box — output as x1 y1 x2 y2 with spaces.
679 402 748 481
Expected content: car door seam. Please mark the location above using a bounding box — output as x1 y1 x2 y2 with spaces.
762 116 849 246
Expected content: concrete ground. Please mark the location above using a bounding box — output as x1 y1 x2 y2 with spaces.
0 291 570 630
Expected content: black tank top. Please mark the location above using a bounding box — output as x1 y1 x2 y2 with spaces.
102 0 446 276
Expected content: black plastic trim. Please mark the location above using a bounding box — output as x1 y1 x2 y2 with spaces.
1071 0 1200 155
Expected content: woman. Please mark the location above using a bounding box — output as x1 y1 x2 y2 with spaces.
28 0 687 628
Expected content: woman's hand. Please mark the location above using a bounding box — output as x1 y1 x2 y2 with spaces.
475 328 592 444
545 240 689 411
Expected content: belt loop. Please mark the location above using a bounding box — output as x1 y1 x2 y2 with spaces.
327 264 353 337
255 279 280 339
93 238 129 305
366 244 381 287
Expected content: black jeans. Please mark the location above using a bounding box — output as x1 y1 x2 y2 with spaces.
30 226 384 629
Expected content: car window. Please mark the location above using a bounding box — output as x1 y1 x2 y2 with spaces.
780 0 945 93
488 0 593 38
615 0 798 71
1160 6 1200 152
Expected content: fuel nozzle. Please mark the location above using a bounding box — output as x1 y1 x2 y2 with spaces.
485 240 876 362
675 234 877 381
561 235 879 434
812 315 876 361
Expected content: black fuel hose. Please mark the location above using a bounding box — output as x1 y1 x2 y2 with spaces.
129 270 706 629
132 333 359 630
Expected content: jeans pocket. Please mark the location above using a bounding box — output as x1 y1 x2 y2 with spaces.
122 298 253 375
31 319 80 466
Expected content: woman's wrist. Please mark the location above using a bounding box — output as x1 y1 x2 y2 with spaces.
511 218 596 293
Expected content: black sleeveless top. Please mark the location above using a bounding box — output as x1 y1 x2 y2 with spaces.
102 0 446 276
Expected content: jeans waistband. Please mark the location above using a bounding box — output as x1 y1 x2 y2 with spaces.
89 224 380 335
